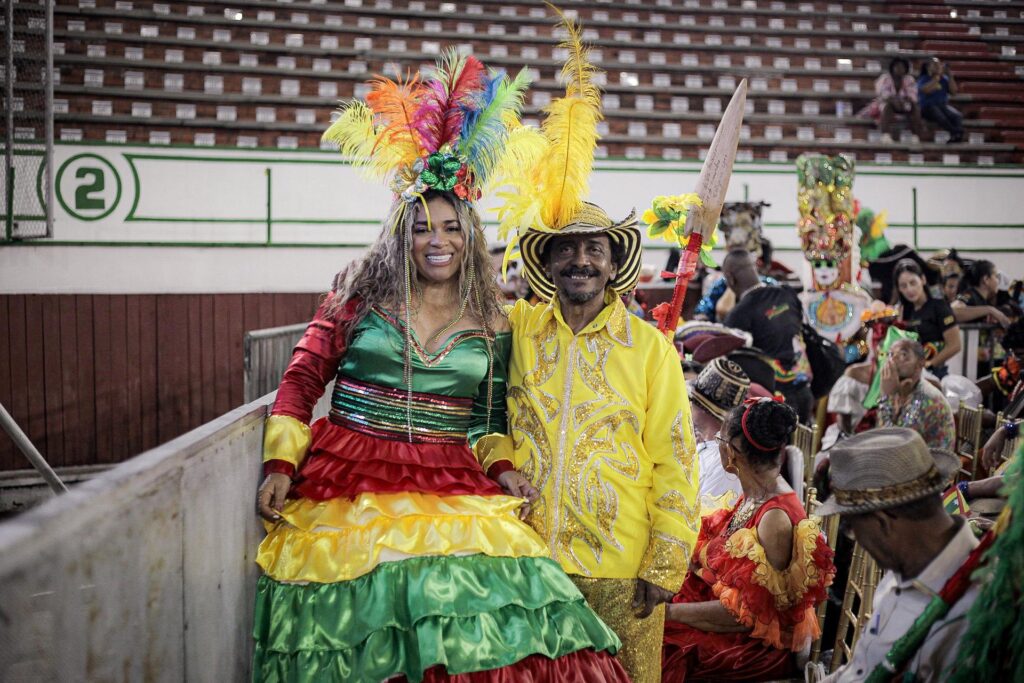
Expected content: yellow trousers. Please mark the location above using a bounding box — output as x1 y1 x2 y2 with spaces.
571 577 665 683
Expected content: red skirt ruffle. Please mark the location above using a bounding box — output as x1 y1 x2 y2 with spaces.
662 621 792 683
292 418 503 500
405 648 629 682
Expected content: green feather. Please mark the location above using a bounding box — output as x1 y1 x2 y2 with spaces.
460 68 532 185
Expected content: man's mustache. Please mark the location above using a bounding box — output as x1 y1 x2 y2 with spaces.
560 266 600 278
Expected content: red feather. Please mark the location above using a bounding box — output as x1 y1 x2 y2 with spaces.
414 51 486 153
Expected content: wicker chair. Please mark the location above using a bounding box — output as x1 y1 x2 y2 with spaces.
955 404 983 481
792 422 819 502
805 488 840 666
829 542 882 673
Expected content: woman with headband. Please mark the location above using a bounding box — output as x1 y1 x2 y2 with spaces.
252 51 627 682
662 398 835 681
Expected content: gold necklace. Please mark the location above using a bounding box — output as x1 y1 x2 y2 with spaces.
726 496 767 534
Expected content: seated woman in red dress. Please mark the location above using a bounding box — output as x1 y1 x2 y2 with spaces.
662 399 835 682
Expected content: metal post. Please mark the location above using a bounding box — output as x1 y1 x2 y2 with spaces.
0 403 68 494
911 186 918 249
5 0 14 241
265 167 272 244
44 0 54 235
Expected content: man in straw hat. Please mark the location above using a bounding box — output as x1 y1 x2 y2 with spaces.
809 427 981 682
475 7 699 681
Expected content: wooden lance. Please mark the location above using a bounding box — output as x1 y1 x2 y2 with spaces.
657 79 748 335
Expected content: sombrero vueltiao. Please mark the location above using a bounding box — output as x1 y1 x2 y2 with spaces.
519 203 642 302
493 7 641 302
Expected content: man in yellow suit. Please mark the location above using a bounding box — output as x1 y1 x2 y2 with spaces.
479 202 701 683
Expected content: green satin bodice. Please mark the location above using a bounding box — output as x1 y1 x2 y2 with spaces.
336 308 510 442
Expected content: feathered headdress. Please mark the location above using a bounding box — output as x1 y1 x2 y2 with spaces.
491 4 642 299
493 4 603 241
322 50 532 211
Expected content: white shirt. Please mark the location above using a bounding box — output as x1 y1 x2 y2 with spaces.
822 519 980 682
697 440 742 511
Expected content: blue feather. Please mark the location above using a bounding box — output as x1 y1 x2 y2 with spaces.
459 68 531 183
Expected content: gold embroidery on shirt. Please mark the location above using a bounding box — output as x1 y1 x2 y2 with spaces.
656 489 701 533
640 531 692 589
565 410 641 553
573 335 628 427
523 318 561 421
509 387 553 537
671 410 697 475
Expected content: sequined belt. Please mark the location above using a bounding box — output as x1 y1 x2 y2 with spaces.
330 376 473 444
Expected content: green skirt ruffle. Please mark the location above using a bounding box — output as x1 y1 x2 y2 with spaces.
253 555 621 683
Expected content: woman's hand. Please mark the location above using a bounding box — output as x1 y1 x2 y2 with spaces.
257 473 292 521
497 470 539 520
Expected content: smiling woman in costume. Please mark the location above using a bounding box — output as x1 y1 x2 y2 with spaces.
251 52 627 682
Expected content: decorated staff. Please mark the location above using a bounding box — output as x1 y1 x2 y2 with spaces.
652 80 748 335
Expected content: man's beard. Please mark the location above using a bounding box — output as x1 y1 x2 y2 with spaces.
563 287 602 304
559 266 604 304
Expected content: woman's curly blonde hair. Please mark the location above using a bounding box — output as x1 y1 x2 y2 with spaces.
326 191 506 343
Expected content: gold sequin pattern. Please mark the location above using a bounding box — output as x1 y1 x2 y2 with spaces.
573 335 627 427
638 530 692 593
522 317 561 420
570 577 665 683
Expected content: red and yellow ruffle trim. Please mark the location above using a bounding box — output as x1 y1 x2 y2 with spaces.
712 520 834 651
258 493 547 583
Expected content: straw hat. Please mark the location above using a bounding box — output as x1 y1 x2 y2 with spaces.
689 357 751 421
817 427 959 516
519 203 642 302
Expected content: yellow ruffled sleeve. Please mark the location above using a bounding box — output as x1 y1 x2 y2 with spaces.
714 519 835 651
262 414 313 469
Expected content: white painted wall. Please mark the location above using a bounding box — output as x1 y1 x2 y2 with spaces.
1 145 1022 293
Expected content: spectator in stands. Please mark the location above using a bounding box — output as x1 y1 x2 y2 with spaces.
862 57 925 144
952 259 1012 328
811 428 979 682
663 399 834 682
917 58 963 143
877 339 956 450
722 249 814 422
892 258 961 376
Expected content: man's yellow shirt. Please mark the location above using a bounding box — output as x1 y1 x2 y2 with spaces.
478 292 700 592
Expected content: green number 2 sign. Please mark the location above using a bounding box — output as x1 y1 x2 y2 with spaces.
75 167 106 210
56 153 122 221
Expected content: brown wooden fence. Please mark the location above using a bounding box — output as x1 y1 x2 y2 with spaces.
0 293 322 471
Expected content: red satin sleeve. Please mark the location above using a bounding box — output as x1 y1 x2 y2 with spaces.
270 296 358 424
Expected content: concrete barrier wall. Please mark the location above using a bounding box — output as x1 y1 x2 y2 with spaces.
0 390 312 681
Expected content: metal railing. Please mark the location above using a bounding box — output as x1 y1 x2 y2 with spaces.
243 323 306 403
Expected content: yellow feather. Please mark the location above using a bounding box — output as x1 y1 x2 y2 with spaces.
538 3 602 228
539 96 601 228
488 124 548 192
321 101 409 182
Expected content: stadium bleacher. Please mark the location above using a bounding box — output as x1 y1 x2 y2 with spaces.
15 0 1023 165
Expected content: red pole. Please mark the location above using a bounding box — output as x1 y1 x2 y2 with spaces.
658 233 703 335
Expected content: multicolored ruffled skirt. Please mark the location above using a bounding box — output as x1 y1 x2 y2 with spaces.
254 381 627 682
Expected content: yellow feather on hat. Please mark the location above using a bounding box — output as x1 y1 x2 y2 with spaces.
538 4 602 229
491 2 603 247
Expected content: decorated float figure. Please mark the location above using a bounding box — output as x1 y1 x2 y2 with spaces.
796 153 873 361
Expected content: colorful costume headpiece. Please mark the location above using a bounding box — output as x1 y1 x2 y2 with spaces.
796 153 856 264
322 50 532 218
493 5 641 302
